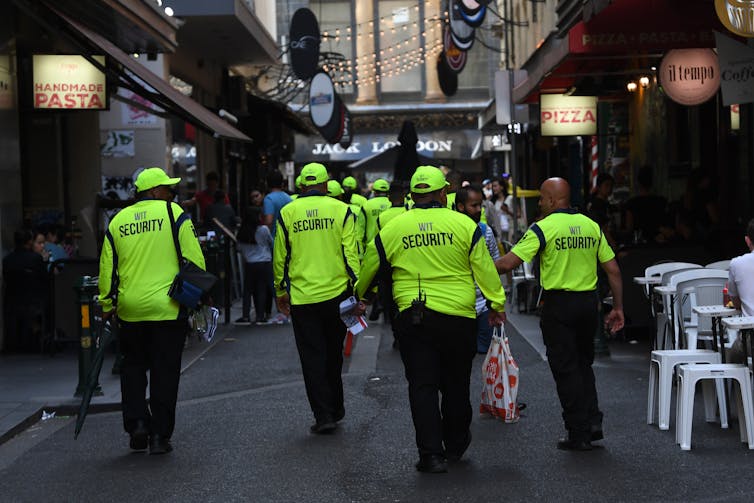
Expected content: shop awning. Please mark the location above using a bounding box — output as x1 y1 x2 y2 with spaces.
514 0 728 104
52 7 252 142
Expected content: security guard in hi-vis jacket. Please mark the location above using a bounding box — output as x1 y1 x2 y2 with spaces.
495 177 624 452
273 162 361 435
99 167 205 455
357 165 506 474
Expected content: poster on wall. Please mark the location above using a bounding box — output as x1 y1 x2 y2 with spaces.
0 55 13 110
120 90 159 125
101 130 135 158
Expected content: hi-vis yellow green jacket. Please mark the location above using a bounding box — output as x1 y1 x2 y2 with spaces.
98 199 205 321
274 192 360 304
356 203 506 319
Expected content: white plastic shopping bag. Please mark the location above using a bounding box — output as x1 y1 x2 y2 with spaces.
480 325 520 423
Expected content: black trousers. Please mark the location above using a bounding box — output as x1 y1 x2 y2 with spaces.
241 261 273 320
119 319 187 438
394 308 476 457
540 290 602 441
290 292 349 422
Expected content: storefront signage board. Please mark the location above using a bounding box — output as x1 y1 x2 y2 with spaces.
716 0 754 38
540 95 597 136
33 55 106 109
659 48 720 106
293 130 481 162
715 31 754 105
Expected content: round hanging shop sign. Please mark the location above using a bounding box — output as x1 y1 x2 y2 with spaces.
444 25 467 73
659 48 720 106
309 71 343 144
715 0 754 38
289 8 321 80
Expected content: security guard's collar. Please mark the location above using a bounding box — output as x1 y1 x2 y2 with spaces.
552 208 579 215
300 190 327 197
413 201 445 209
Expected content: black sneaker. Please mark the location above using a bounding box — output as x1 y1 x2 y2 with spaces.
234 316 251 325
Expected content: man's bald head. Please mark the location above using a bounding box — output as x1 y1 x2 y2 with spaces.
539 177 571 216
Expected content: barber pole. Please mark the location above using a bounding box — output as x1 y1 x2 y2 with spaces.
590 136 599 192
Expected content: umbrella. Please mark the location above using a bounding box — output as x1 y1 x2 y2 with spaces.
394 120 420 183
74 319 116 439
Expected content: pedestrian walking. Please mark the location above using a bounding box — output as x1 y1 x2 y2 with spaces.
495 177 624 451
363 178 390 244
98 167 206 455
356 165 507 473
455 184 502 354
235 206 274 325
273 162 360 434
263 170 292 239
342 176 368 208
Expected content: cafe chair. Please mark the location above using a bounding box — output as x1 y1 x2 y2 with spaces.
647 348 723 431
675 362 754 450
654 267 704 348
704 259 731 271
673 275 728 349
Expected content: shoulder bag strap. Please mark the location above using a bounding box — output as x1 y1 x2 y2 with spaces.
166 201 184 263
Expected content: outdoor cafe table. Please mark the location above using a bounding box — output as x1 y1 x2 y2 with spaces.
691 305 740 363
721 316 754 368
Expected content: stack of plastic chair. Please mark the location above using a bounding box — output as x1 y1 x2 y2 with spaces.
653 265 703 348
646 268 727 432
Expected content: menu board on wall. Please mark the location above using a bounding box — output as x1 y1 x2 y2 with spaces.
32 55 107 109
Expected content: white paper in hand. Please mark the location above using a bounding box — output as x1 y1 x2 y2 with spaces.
339 296 368 335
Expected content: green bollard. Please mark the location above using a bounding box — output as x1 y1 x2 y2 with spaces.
74 276 102 397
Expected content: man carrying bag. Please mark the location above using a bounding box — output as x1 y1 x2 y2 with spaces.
99 167 206 455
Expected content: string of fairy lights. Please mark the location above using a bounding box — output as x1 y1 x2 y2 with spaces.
312 1 453 87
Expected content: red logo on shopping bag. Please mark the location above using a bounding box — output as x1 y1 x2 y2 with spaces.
509 374 517 388
494 382 505 399
485 359 499 385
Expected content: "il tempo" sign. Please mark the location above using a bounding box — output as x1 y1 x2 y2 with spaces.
540 95 597 136
33 55 106 109
659 49 720 106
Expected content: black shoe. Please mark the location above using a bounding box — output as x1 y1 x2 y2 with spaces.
415 454 448 473
310 420 337 434
234 316 251 325
334 408 345 422
556 437 593 451
129 420 149 451
446 430 472 463
148 435 173 455
591 428 604 442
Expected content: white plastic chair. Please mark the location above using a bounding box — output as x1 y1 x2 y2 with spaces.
705 259 731 271
647 349 722 430
675 362 754 450
673 274 728 349
642 262 702 298
661 269 728 347
653 267 704 348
